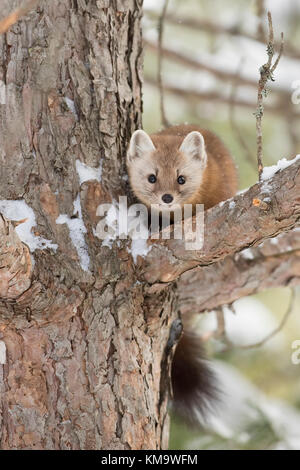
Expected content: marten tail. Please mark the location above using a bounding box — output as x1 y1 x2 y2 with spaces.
171 331 219 425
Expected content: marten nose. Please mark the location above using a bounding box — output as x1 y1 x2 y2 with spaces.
162 194 173 204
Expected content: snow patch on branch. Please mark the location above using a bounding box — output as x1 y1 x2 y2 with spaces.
56 195 90 272
261 155 300 181
217 196 236 210
76 159 102 185
0 199 58 252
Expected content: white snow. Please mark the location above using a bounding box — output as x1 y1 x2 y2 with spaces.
236 187 248 195
261 155 300 181
76 159 102 185
240 247 254 260
0 80 5 105
0 199 58 252
0 341 6 365
128 237 152 264
216 197 235 209
99 203 119 249
223 298 285 350
94 198 153 263
56 195 90 271
64 97 78 120
143 0 160 11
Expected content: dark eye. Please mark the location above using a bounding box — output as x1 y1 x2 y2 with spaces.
148 174 156 184
177 175 185 185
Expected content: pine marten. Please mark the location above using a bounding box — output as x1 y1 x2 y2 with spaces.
127 124 237 213
127 124 238 424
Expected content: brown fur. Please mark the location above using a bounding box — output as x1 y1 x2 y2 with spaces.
150 124 238 209
127 124 238 424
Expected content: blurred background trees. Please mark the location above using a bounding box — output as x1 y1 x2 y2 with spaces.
143 0 300 450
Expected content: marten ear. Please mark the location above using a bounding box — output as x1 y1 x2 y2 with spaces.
179 131 207 167
127 130 156 163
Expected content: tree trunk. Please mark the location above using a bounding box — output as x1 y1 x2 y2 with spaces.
2 0 299 452
0 0 177 450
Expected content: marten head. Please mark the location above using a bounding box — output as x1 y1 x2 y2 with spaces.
126 130 207 212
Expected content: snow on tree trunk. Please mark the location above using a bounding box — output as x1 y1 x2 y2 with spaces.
0 1 177 450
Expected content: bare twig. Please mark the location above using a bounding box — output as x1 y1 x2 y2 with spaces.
222 288 296 351
0 0 38 34
255 12 284 180
157 0 170 128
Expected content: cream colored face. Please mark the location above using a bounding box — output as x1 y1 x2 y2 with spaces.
126 130 207 212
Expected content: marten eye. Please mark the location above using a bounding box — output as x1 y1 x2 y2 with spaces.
177 175 185 185
148 174 156 184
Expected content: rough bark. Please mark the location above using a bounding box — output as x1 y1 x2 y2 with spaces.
0 215 32 300
141 158 300 283
178 229 300 315
0 0 177 450
0 0 299 452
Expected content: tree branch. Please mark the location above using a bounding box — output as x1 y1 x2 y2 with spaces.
177 229 300 315
145 39 264 90
144 76 299 119
144 10 300 62
140 157 300 284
